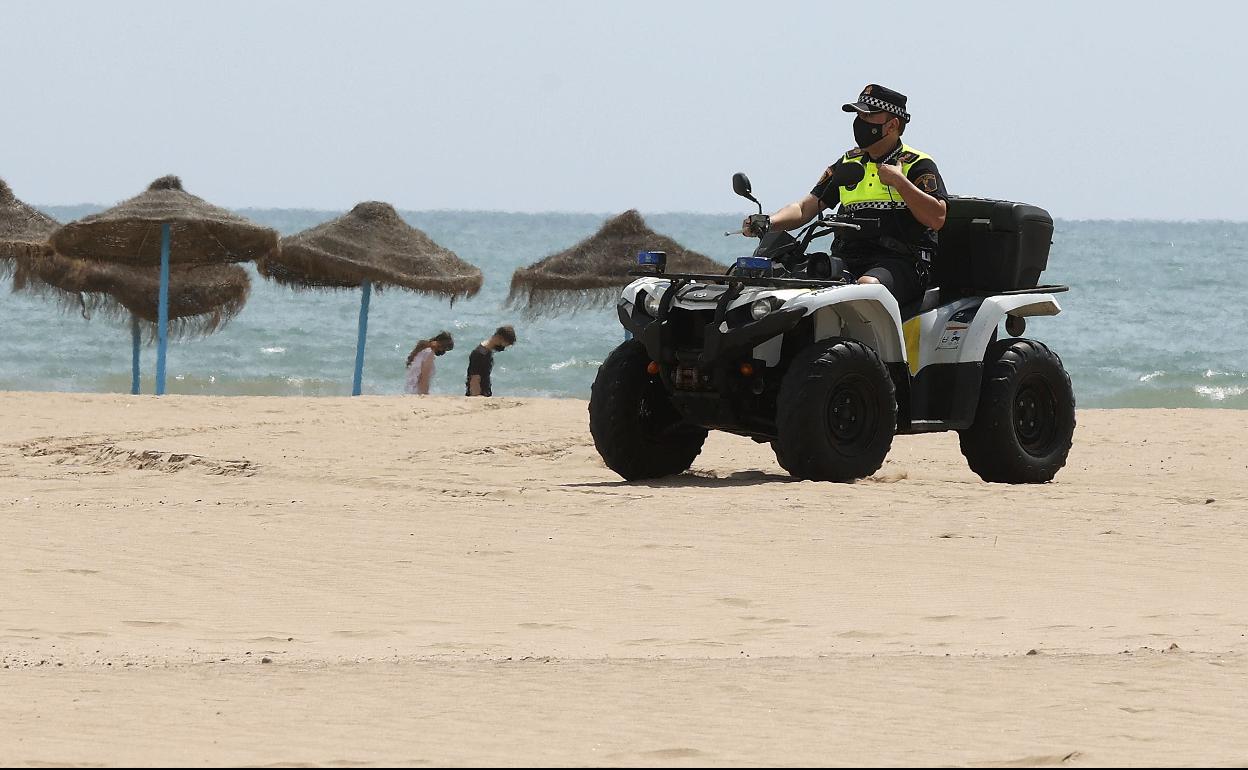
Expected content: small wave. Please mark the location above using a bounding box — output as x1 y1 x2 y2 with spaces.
1195 385 1248 402
549 357 603 371
261 346 287 354
1139 370 1164 382
1203 369 1247 379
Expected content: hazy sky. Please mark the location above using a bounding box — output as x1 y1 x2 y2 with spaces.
3 1 1244 219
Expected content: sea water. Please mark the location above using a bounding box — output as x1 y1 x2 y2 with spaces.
2 209 1246 408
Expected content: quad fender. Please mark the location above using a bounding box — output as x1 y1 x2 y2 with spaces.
786 283 907 364
622 276 669 307
956 294 1062 364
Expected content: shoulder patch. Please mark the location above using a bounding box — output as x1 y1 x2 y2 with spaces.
914 173 939 193
844 148 866 159
897 151 919 164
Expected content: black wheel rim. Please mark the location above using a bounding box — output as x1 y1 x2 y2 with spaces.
637 385 665 438
825 374 876 448
638 380 688 442
1014 375 1058 456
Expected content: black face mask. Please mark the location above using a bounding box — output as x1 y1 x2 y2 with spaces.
435 350 446 356
853 115 890 149
492 344 507 352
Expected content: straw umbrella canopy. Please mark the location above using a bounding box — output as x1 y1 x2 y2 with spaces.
258 201 483 299
51 175 278 266
16 174 269 338
507 209 725 316
13 250 250 338
1 177 58 277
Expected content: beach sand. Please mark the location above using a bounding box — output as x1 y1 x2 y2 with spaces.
1 393 1245 766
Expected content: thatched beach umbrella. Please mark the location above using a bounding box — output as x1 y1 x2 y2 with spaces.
0 178 58 277
47 175 277 394
257 201 483 395
507 209 725 316
13 252 251 394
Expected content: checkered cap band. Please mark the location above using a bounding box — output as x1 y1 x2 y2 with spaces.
856 95 910 121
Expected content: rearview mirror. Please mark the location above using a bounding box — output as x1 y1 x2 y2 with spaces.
732 172 752 198
732 172 762 214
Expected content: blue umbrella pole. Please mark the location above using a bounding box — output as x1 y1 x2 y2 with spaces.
131 315 141 395
351 280 372 396
154 223 172 395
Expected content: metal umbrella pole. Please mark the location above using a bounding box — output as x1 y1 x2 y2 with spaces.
131 315 141 395
155 223 171 395
351 279 372 396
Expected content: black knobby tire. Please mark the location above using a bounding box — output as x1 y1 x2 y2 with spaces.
959 338 1076 483
589 339 708 481
774 338 897 482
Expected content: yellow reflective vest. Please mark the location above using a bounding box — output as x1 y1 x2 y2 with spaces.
836 143 932 212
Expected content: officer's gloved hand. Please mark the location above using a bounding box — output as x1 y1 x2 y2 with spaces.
740 214 771 237
877 159 906 189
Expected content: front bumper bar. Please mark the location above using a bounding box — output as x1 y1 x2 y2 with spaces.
619 298 805 366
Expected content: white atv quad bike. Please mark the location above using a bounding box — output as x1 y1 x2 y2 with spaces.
589 172 1075 483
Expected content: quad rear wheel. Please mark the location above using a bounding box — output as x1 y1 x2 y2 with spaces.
959 338 1075 483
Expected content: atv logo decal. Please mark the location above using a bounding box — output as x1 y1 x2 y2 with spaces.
936 323 968 350
950 307 978 324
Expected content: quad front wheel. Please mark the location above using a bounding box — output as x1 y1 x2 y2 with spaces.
589 340 708 481
774 338 897 482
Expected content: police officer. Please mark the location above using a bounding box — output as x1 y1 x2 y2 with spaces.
742 84 948 306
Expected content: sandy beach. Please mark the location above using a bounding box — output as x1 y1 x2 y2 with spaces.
1 392 1245 766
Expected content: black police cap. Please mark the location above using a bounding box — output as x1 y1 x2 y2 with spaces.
842 83 910 123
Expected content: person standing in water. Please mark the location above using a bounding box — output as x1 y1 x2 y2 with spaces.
465 325 517 397
404 331 454 395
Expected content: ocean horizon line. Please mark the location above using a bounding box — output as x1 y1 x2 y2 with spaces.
27 203 1248 227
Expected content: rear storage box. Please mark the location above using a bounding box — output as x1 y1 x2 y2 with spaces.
935 197 1053 296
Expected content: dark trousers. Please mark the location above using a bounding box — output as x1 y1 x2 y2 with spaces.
843 253 926 306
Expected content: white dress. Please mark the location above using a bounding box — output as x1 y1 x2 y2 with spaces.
404 348 435 394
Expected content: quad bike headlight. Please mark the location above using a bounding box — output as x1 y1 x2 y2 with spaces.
644 291 664 317
750 299 773 321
